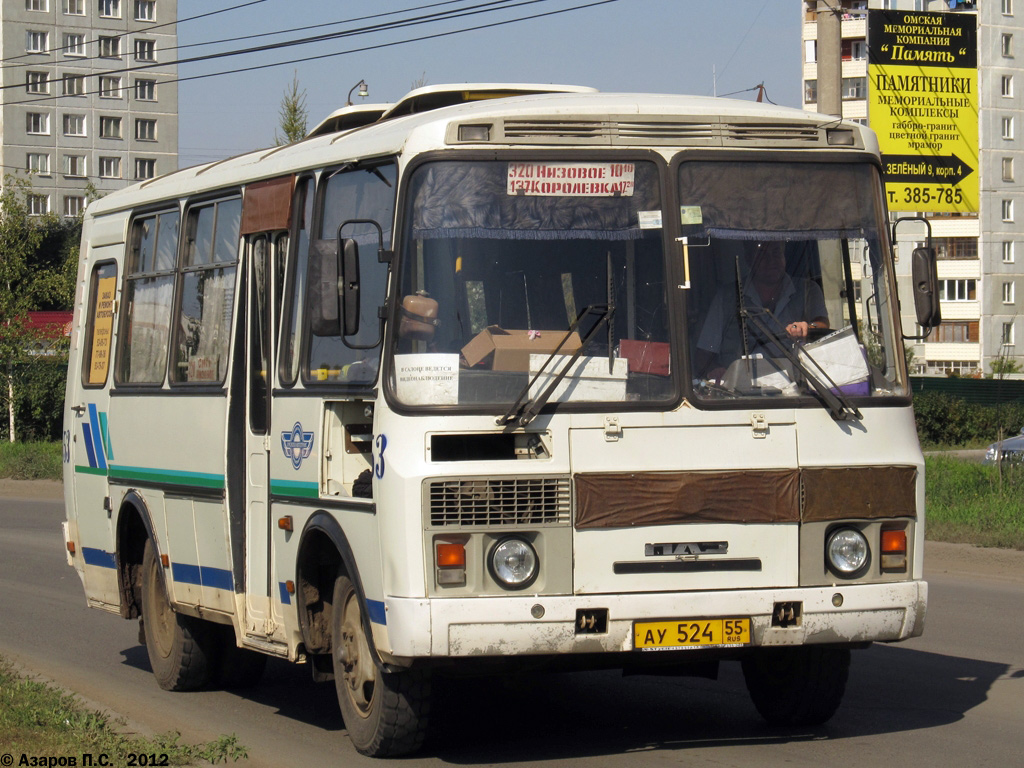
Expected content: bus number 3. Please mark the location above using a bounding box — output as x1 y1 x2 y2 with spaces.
374 434 387 479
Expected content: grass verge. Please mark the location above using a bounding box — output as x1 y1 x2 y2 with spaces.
0 656 246 766
925 455 1024 550
0 440 62 480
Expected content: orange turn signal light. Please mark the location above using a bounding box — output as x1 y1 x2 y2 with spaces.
436 542 466 568
278 516 294 532
66 541 76 555
881 530 907 554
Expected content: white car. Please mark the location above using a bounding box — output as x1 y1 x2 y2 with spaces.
984 427 1024 463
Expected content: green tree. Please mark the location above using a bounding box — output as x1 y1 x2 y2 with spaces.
0 174 80 441
274 71 308 145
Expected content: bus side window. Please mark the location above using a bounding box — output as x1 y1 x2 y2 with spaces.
117 209 179 385
82 262 118 387
280 177 314 387
172 197 241 384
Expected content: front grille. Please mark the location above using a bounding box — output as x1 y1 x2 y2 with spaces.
427 476 571 527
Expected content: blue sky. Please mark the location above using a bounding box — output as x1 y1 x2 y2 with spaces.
176 0 800 167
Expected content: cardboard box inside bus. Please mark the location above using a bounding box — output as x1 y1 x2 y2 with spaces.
461 326 582 371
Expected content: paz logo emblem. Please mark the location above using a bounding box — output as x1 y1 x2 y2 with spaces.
281 422 314 470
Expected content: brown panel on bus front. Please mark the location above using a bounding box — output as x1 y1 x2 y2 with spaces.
801 466 917 521
574 470 800 529
241 175 295 234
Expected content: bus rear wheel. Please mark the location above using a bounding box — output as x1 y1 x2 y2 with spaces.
741 646 850 727
140 538 215 691
331 574 431 757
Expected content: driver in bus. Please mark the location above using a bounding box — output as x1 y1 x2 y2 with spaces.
695 239 829 383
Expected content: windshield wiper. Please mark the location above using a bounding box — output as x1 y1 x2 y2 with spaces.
743 308 862 422
496 304 615 428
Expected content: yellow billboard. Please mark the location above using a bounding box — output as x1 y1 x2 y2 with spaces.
868 10 978 213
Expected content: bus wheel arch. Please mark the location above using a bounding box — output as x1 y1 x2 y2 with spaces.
115 491 157 621
295 512 361 657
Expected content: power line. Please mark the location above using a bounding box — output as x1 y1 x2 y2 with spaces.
4 0 617 108
0 0 268 69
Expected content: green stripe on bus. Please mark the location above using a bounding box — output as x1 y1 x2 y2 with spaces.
271 479 320 498
108 464 225 489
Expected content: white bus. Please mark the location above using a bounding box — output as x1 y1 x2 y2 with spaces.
62 84 939 757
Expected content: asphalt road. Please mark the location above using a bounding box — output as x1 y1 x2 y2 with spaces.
1 483 1022 768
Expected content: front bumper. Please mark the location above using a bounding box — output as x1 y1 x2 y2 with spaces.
379 580 927 659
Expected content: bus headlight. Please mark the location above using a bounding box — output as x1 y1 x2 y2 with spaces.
826 528 870 577
489 537 538 590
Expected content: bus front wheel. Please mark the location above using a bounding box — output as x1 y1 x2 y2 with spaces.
140 538 215 691
331 573 431 757
741 646 850 727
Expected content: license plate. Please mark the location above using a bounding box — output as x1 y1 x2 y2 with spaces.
633 617 751 651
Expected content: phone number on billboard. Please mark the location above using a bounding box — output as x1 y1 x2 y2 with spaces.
888 186 964 206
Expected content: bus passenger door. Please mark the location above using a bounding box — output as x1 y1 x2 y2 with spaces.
241 232 283 640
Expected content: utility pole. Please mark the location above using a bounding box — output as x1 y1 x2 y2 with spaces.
816 1 842 118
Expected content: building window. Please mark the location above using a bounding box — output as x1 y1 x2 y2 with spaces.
63 0 84 12
841 39 867 61
1004 0 1014 14
100 116 122 139
135 158 156 180
98 36 121 59
26 0 48 11
26 112 50 135
930 322 978 343
63 154 86 177
1004 282 1016 304
1004 241 1015 263
99 156 121 178
1003 199 1014 222
1004 34 1014 58
63 113 86 136
804 40 816 63
27 195 50 216
26 71 49 94
134 0 154 21
1003 116 1015 140
134 39 155 62
1003 322 1016 346
934 237 978 260
63 74 85 97
939 279 977 302
27 153 51 176
64 34 85 56
98 0 120 17
1003 75 1014 97
1004 157 1015 182
804 79 817 104
26 31 49 54
135 118 156 141
99 76 123 98
64 195 85 218
842 77 867 100
134 78 156 100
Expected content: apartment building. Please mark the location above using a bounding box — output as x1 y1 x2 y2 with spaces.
1 0 178 218
802 0 1023 376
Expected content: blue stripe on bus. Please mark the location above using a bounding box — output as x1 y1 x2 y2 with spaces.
81 423 98 469
87 404 107 470
82 547 116 568
366 599 386 626
100 411 114 461
279 582 292 605
171 562 234 591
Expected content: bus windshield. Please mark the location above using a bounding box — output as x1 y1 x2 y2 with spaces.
682 160 907 404
391 159 674 409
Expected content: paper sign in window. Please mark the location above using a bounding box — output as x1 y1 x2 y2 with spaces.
507 162 635 197
88 276 117 384
395 354 459 405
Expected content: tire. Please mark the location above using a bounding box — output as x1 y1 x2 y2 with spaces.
332 573 431 757
741 646 851 727
139 538 215 691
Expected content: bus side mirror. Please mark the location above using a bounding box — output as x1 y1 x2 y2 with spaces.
911 246 941 329
340 237 360 337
